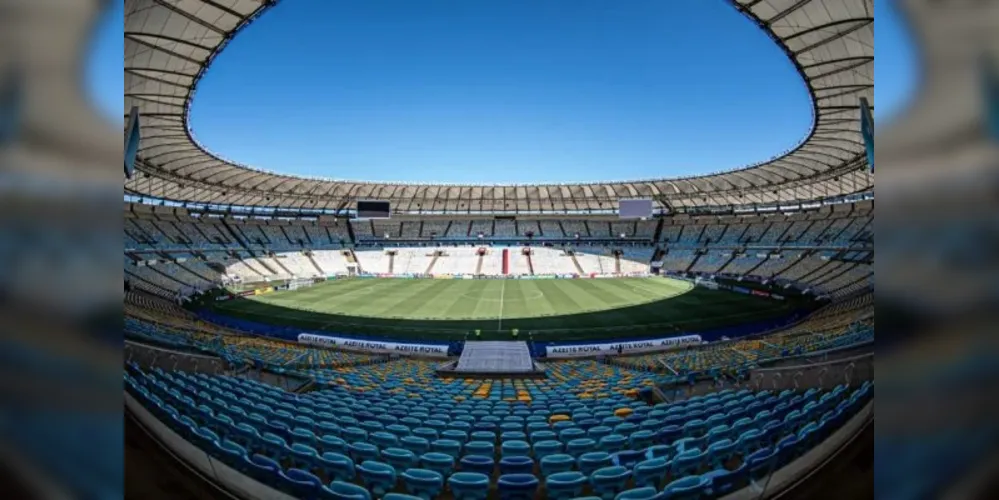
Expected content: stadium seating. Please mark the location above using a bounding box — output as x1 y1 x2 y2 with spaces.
126 358 873 500
613 293 873 377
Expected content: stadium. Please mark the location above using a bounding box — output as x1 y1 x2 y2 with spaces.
123 1 874 499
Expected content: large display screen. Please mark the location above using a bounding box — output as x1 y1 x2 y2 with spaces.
619 199 653 218
357 200 391 219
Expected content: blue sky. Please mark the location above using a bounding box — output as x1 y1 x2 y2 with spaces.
102 0 915 184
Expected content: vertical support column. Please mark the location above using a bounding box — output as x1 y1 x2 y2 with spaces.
859 97 874 172
983 53 999 142
0 67 22 148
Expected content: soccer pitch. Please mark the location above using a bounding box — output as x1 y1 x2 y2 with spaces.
213 277 802 341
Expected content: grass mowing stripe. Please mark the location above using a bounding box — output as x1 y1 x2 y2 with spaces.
208 277 807 341
408 280 462 318
443 280 486 319
373 279 444 317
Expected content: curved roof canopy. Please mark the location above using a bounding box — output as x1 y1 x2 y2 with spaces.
124 0 873 213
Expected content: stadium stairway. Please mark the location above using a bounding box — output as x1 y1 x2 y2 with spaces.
345 221 357 244
425 253 439 275
715 253 738 275
569 251 584 275
176 261 214 284
526 250 535 275
239 255 268 277
346 250 363 273
684 252 703 273
148 265 190 289
614 253 621 274
475 253 484 275
307 252 326 276
278 226 296 246
388 253 395 274
272 256 295 276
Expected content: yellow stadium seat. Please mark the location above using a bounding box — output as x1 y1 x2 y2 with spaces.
614 407 634 418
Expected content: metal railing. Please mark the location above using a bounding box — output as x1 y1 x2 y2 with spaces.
125 340 233 375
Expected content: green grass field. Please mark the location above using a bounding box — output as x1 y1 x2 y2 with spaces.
211 277 805 341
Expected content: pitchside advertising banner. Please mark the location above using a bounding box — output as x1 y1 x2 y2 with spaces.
545 334 703 358
298 333 448 356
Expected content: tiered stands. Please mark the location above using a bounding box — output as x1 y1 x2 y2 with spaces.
538 220 564 238
126 357 872 500
352 222 374 239
509 248 532 276
561 221 587 238
324 223 353 243
469 220 492 238
659 225 682 244
283 225 309 246
373 221 400 240
619 248 653 273
615 292 872 376
610 222 633 238
518 220 540 237
393 248 436 275
479 249 504 275
573 248 606 274
689 251 732 275
432 248 479 275
355 249 391 274
757 222 791 245
422 221 451 238
658 250 698 273
530 247 568 275
494 220 517 238
311 250 349 275
400 221 422 239
634 221 657 239
720 254 765 276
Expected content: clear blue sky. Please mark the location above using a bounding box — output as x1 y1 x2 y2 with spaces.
101 0 915 184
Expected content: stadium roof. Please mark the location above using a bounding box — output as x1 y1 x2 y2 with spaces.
124 0 873 213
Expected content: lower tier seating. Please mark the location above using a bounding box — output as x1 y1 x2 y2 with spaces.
126 360 872 500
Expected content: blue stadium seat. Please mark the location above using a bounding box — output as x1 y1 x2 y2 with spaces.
279 468 322 498
578 451 613 476
590 465 631 500
615 486 666 500
499 456 534 475
464 441 495 458
319 452 356 482
663 474 709 500
459 455 495 475
497 473 539 500
448 472 490 500
383 494 422 500
419 452 455 477
632 457 669 489
322 480 371 500
545 471 587 500
357 461 397 498
702 463 747 496
401 468 444 500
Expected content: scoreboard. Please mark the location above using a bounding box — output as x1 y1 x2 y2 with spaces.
618 199 653 218
356 200 391 219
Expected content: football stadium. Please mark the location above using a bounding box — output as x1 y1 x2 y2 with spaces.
123 1 874 499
